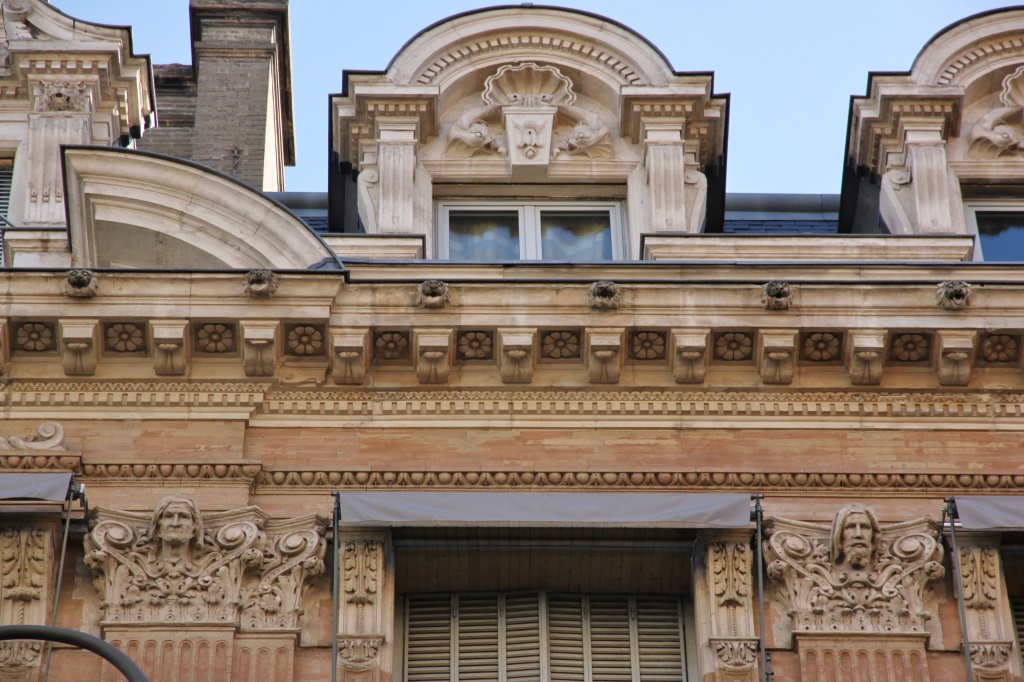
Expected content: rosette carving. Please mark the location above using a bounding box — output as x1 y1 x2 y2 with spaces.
764 505 943 636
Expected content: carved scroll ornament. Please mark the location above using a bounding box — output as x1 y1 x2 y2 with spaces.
0 423 66 451
764 505 943 636
968 65 1024 159
85 495 325 628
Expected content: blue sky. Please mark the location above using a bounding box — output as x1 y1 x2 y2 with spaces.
54 1 1011 194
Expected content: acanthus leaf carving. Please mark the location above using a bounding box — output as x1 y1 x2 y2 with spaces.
0 423 66 451
33 80 90 113
711 638 758 670
711 541 750 608
765 505 943 637
338 635 384 671
958 545 999 609
969 642 1013 669
343 540 380 635
85 495 326 629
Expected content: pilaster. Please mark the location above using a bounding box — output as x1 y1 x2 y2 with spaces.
337 530 393 682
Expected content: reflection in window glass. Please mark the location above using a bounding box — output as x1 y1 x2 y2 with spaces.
540 211 612 261
978 212 1024 261
448 211 520 261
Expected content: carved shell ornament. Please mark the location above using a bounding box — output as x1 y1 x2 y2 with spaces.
482 62 576 107
968 66 1024 159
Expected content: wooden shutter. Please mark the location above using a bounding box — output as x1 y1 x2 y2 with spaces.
635 597 684 682
406 594 453 682
505 593 542 681
588 596 633 682
457 594 501 681
548 594 586 682
407 592 689 682
1013 597 1024 669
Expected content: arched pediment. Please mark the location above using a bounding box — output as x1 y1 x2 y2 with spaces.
63 147 338 270
386 6 677 92
910 8 1024 88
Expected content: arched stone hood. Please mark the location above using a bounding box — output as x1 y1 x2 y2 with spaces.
62 147 339 270
333 5 729 252
843 7 1024 236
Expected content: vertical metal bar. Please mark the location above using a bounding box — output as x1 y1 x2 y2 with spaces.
752 495 772 682
332 492 342 682
945 498 975 682
43 479 78 682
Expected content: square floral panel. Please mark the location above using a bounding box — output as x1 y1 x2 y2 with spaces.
631 331 666 361
457 331 493 361
889 332 932 363
104 322 147 354
801 331 844 362
713 331 754 362
194 322 237 354
285 324 326 357
374 331 410 362
980 333 1020 364
14 321 56 353
540 330 581 360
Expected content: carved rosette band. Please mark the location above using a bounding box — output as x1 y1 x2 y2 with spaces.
84 495 326 628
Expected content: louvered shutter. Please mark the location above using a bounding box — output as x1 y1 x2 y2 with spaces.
635 598 684 682
504 593 542 680
0 163 10 266
1013 597 1024 669
548 594 586 681
406 594 453 682
406 592 689 682
588 596 633 682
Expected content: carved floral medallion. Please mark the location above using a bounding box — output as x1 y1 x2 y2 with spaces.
195 323 235 353
715 332 752 361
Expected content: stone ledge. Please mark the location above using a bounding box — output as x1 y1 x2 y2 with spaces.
641 234 975 262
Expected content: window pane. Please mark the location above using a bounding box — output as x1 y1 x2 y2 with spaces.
448 211 520 261
540 211 612 261
978 212 1024 261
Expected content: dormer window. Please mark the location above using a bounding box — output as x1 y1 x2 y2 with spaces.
438 201 623 261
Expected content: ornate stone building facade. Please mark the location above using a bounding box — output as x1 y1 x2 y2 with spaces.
0 1 1023 681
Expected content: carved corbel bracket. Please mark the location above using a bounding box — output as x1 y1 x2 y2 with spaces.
58 318 98 376
240 320 278 377
586 328 624 384
757 330 796 385
670 328 709 384
955 532 1017 678
331 328 370 385
937 330 976 386
414 329 453 384
150 319 188 376
497 328 535 384
847 330 886 385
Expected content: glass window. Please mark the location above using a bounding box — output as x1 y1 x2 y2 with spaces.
439 203 621 261
976 212 1024 261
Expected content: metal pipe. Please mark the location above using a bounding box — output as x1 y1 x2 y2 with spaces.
752 494 772 682
43 477 79 682
332 491 341 682
0 624 147 682
944 498 975 682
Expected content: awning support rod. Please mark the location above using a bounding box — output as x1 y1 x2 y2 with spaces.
331 492 341 682
943 497 974 682
43 477 84 682
752 494 773 682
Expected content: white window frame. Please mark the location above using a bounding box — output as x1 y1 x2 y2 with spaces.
437 201 625 261
963 200 1024 262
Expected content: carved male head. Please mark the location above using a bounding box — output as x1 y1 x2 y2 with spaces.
150 494 203 551
831 504 880 570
